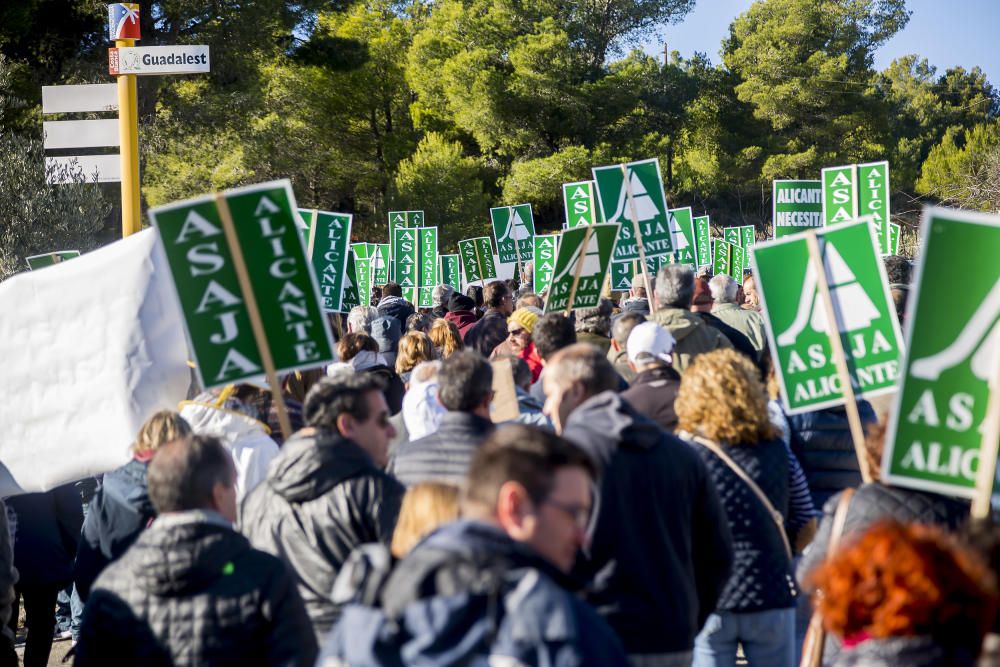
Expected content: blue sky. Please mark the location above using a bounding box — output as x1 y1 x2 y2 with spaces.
645 0 1000 84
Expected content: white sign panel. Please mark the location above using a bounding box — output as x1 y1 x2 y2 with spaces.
45 155 121 184
41 84 118 114
43 119 120 150
109 45 210 76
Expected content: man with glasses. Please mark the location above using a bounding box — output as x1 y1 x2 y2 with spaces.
241 374 404 645
320 424 630 665
464 280 515 357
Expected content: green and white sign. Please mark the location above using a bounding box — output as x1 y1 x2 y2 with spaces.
773 180 823 238
373 244 390 286
724 227 740 246
25 250 80 269
351 242 373 260
417 226 438 287
459 236 498 285
440 254 461 291
858 161 890 254
669 207 696 266
563 181 601 228
592 158 673 261
752 218 904 414
694 216 711 266
533 234 559 295
491 204 535 264
882 207 1000 498
887 222 901 255
822 165 859 226
713 239 734 277
731 244 746 281
741 225 755 248
392 226 437 289
544 223 619 313
341 250 363 310
388 210 424 236
350 252 372 308
611 261 633 290
149 180 335 389
306 210 353 312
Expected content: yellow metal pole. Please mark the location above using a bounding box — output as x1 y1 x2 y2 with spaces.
116 37 141 237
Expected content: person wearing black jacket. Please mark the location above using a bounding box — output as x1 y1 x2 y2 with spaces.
620 321 682 431
376 281 415 335
543 344 733 665
463 280 513 357
75 435 316 667
240 374 404 643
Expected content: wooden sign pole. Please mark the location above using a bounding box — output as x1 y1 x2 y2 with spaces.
305 208 319 258
971 346 1000 519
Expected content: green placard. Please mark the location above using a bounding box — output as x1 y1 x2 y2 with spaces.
562 181 601 228
351 242 371 260
440 254 461 291
306 210 352 313
592 158 672 261
773 180 823 238
401 286 418 305
491 204 535 264
459 236 497 284
740 225 755 248
25 250 80 269
418 285 434 308
713 239 733 277
881 207 1000 498
887 222 901 255
351 254 372 307
341 250 362 310
731 244 746 281
392 226 419 288
858 161 890 254
668 207 696 266
150 180 335 389
417 226 438 287
751 218 904 414
544 223 620 313
611 261 633 291
388 210 424 235
373 244 390 286
296 208 314 241
724 227 740 246
822 165 859 226
533 234 559 295
694 216 711 267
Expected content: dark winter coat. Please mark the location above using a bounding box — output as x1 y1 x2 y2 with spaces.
320 520 630 666
74 511 316 667
7 484 82 588
620 364 681 431
788 401 879 509
75 458 156 600
463 309 509 357
445 310 479 337
561 392 733 654
689 436 796 613
377 295 415 335
832 636 979 667
240 429 404 642
389 412 495 487
362 364 405 415
693 311 758 362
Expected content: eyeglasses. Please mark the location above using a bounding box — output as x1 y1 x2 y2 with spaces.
542 497 592 531
508 328 528 338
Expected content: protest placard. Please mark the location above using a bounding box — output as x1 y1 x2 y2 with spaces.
544 223 619 314
694 215 711 266
740 225 755 248
563 181 601 228
491 204 534 266
713 239 733 277
340 250 363 310
858 161 890 254
772 180 822 238
373 243 390 286
887 222 901 255
459 236 497 285
669 206 696 266
731 244 746 281
881 207 1000 507
305 210 352 312
418 226 438 287
25 250 80 269
822 164 859 226
724 227 740 246
150 181 335 436
533 234 559 295
351 242 372 259
611 261 632 290
392 226 419 288
592 158 672 263
440 254 461 291
350 252 372 308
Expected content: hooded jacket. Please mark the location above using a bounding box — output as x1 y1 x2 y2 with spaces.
320 520 630 666
7 485 82 589
389 412 495 487
445 309 479 336
376 295 415 336
240 429 404 642
74 511 316 667
75 459 155 601
561 392 733 654
180 400 280 502
464 309 509 357
620 364 681 431
649 306 733 373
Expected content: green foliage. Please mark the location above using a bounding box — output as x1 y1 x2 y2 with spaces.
502 146 591 230
392 133 490 250
0 133 111 279
916 121 1000 211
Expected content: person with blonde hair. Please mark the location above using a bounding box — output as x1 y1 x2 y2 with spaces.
395 331 435 385
675 349 796 667
390 482 460 558
75 411 193 601
428 317 463 359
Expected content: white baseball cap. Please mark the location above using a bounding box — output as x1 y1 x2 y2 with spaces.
626 321 675 366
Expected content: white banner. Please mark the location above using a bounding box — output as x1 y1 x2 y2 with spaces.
0 230 190 495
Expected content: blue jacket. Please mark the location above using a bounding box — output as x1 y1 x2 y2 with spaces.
7 484 82 588
319 520 629 666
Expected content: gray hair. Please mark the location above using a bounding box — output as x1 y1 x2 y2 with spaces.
612 312 646 346
709 273 739 304
655 264 695 308
432 284 455 307
347 305 378 334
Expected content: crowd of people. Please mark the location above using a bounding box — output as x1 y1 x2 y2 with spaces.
2 257 998 667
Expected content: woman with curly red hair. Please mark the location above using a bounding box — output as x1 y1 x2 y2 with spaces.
808 520 997 666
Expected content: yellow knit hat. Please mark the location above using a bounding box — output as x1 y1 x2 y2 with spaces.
508 307 541 334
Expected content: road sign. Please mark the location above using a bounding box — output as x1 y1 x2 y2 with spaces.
773 180 823 238
752 218 903 414
592 158 672 262
149 180 335 391
108 3 140 40
533 234 559 295
563 181 601 228
305 210 353 312
882 207 1000 500
42 84 118 113
43 119 119 150
545 223 619 314
44 155 121 184
109 45 210 76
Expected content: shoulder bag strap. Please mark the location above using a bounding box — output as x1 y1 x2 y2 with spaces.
682 431 793 560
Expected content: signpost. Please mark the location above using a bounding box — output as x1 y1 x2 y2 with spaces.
459 237 497 286
881 207 1000 507
694 215 711 267
149 180 335 439
544 223 619 314
25 250 81 270
562 181 601 228
773 180 823 238
533 234 559 295
304 210 353 312
109 45 210 75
